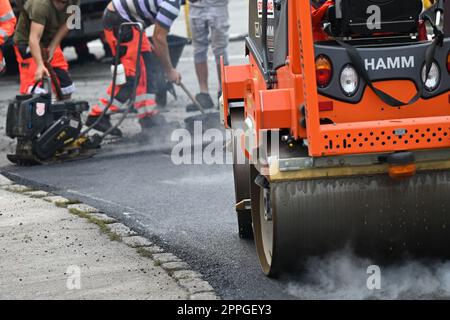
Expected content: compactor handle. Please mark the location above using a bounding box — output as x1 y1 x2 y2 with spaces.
30 77 52 97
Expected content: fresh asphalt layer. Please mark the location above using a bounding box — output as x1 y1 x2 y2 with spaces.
1 145 292 300
0 4 293 296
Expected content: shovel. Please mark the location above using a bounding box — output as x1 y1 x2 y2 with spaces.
178 81 221 133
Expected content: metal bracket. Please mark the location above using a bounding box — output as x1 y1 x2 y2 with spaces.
279 158 314 172
277 148 450 172
236 199 251 212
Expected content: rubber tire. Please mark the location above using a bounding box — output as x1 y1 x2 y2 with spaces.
249 165 280 277
230 108 253 239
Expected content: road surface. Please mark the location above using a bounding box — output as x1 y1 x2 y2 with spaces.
3 0 450 300
0 0 293 300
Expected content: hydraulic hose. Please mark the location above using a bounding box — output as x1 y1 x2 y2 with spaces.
80 22 144 140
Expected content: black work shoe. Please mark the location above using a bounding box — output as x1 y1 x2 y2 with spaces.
138 114 180 143
139 114 168 130
85 115 123 137
186 93 215 112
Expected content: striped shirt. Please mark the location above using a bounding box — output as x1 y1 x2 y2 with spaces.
112 0 181 29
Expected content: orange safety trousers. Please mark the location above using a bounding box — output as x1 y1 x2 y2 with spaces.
90 26 157 119
14 45 74 95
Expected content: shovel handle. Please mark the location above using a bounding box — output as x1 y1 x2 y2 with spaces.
178 81 206 114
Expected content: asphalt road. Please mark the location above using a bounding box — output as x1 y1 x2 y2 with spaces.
2 146 295 299
3 1 450 300
0 0 294 299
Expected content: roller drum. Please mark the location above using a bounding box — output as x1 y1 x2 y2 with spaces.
252 168 450 276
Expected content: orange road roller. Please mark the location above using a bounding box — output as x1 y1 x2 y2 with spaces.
220 0 450 276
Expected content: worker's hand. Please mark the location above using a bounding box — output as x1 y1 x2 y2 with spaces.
167 68 182 85
35 64 50 82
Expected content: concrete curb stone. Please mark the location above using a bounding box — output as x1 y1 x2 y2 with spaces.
121 236 153 248
108 223 138 237
88 213 117 224
1 175 219 300
0 175 13 186
4 184 32 193
23 190 51 198
67 203 99 214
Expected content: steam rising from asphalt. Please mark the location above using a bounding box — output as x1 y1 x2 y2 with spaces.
287 249 450 300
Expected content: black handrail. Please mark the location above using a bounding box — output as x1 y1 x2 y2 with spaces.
261 0 275 88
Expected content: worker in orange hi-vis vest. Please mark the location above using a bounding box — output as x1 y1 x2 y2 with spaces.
0 0 17 74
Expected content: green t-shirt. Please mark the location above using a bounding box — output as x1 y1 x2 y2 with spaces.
14 0 79 47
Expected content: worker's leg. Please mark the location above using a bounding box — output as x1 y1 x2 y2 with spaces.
190 8 210 93
89 24 149 116
14 44 45 94
87 10 151 136
195 62 209 94
187 7 215 111
15 44 75 97
90 10 128 117
209 6 230 92
49 46 75 100
134 37 158 122
139 42 183 131
86 12 127 136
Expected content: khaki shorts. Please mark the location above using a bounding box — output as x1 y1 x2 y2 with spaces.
190 6 230 65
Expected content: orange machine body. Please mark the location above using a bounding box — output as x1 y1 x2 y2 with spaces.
221 0 450 158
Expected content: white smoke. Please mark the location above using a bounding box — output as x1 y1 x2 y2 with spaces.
287 249 450 300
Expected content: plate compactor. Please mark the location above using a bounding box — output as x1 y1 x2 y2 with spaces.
5 22 173 165
221 0 450 276
5 79 96 165
5 22 189 166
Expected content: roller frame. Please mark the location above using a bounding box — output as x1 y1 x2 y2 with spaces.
220 0 450 276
